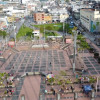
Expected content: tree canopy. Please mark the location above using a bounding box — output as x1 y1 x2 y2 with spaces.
0 30 7 38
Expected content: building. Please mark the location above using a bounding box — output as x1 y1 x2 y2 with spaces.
7 16 15 23
44 13 52 23
0 15 8 29
49 7 68 22
0 21 7 30
32 30 40 37
80 8 100 32
52 13 60 22
60 14 69 22
33 12 45 24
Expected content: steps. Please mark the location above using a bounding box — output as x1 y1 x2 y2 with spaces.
9 47 19 53
60 44 70 50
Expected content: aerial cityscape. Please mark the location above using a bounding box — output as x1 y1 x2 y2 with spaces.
0 0 100 100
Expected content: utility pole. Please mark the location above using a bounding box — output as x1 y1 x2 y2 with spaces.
95 76 99 97
13 22 16 47
72 30 78 74
44 24 45 43
63 21 65 44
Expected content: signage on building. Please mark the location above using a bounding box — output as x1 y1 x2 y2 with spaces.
8 41 15 48
66 39 72 44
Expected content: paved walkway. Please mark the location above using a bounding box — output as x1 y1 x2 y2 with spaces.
18 76 41 100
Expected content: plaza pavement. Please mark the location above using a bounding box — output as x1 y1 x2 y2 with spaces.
0 39 100 100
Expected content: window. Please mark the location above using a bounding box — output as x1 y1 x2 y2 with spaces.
21 95 25 100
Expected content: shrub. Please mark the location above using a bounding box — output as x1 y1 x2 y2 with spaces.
66 80 72 84
89 48 94 53
4 91 7 94
48 78 54 84
94 53 99 58
89 78 97 83
59 71 67 76
57 80 63 85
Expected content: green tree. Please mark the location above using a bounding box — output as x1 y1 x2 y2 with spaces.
0 30 7 38
65 24 72 34
65 0 69 2
93 24 96 31
96 22 99 26
77 35 90 57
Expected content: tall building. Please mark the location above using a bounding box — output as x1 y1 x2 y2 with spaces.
33 12 45 24
80 8 100 32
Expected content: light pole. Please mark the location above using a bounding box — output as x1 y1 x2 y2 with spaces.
72 30 78 74
63 21 65 44
15 32 16 47
95 76 99 97
44 24 45 43
13 24 16 47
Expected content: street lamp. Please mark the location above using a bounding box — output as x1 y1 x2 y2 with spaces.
15 32 16 47
95 76 99 97
44 24 45 43
63 21 65 44
13 25 16 47
72 30 78 74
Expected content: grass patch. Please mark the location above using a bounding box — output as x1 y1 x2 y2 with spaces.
45 32 59 38
34 23 63 32
16 25 33 40
34 23 73 34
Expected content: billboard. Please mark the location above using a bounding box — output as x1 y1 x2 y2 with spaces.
8 41 15 48
66 39 72 44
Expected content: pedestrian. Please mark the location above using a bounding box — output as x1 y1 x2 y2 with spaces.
53 90 55 95
71 86 74 93
12 66 14 69
50 62 51 65
9 90 12 95
7 89 9 93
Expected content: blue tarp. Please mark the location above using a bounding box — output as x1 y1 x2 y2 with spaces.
83 85 92 93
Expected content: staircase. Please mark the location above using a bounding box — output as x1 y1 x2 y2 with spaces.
60 44 70 50
9 47 19 53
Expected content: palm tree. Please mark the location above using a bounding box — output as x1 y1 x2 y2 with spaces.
77 35 90 57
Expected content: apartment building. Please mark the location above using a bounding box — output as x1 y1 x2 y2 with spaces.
44 13 52 23
80 8 100 32
33 12 45 24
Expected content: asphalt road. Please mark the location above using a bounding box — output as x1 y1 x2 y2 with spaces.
6 17 34 41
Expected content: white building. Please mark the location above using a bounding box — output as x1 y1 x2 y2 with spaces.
32 30 40 37
50 7 69 22
80 8 100 32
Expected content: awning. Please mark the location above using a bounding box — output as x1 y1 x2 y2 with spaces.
46 74 54 79
83 85 92 93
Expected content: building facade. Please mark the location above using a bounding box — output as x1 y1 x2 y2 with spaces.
33 12 45 24
60 14 69 22
44 14 52 23
80 8 100 32
7 16 15 23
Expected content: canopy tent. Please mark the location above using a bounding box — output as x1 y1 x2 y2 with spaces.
46 74 54 79
7 76 14 82
83 85 92 93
